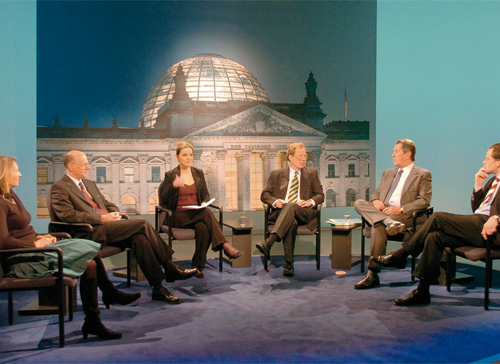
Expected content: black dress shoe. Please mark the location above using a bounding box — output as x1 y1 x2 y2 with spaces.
152 286 181 304
193 267 205 279
354 275 380 290
283 262 294 277
102 290 141 309
165 265 198 282
82 318 122 340
256 241 270 257
394 288 431 306
372 253 407 269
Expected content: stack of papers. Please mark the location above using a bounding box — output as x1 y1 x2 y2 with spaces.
326 218 362 226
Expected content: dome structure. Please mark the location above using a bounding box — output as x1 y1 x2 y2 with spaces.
141 53 269 127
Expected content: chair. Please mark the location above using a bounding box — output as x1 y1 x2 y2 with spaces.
445 235 500 310
0 245 77 347
360 207 434 275
46 193 133 287
155 204 224 271
263 204 321 271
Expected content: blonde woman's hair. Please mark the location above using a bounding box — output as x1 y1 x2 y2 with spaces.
176 141 194 155
0 156 17 196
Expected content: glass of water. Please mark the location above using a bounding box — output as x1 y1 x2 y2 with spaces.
343 212 351 225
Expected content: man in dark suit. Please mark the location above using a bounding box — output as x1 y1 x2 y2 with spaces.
353 139 432 289
51 150 197 304
257 143 324 277
374 143 500 305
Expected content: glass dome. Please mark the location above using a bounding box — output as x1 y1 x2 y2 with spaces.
141 53 269 127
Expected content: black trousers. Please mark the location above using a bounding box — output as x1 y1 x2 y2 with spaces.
270 203 310 263
173 208 226 268
97 219 174 287
403 212 488 283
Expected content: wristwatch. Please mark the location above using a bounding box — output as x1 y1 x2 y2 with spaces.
400 207 405 214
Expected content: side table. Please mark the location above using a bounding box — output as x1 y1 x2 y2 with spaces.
223 219 253 268
331 223 362 270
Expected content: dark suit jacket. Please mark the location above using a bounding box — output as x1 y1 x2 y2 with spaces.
51 174 120 243
472 176 500 245
371 165 432 218
158 166 210 211
261 166 324 230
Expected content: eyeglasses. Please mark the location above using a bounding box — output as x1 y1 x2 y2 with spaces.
293 154 308 160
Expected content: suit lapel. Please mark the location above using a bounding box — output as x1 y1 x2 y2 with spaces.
279 168 290 199
84 180 107 211
63 175 93 207
400 165 418 199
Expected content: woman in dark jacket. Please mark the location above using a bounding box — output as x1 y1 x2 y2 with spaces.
159 142 242 278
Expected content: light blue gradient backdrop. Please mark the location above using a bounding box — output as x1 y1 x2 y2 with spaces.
2 1 500 230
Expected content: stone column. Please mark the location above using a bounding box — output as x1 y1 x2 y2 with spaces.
234 151 252 212
260 151 277 186
164 153 172 173
338 153 347 206
110 154 121 205
52 154 64 183
138 154 149 214
215 150 227 209
193 150 202 169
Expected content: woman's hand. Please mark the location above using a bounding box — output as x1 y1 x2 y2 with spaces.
173 174 185 189
35 234 56 248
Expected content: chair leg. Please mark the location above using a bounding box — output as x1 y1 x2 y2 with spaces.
68 285 74 322
485 258 491 310
411 256 416 281
126 249 131 288
445 249 453 292
360 229 365 273
316 232 321 270
219 249 223 272
8 291 14 325
58 282 65 347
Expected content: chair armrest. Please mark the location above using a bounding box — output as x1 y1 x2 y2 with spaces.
208 204 224 227
48 221 94 240
49 232 72 240
411 206 434 231
155 205 174 232
0 247 65 280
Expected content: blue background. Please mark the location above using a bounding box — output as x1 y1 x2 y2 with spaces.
1 1 500 232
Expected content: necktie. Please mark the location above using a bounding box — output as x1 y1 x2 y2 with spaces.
480 177 500 207
79 181 105 214
383 169 403 205
288 171 299 203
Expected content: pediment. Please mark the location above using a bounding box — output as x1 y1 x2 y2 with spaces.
37 157 52 164
189 104 326 138
148 156 164 164
121 156 138 163
92 156 111 164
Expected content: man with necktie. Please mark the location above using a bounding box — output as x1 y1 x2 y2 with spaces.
257 143 324 277
353 139 432 289
51 150 197 305
374 143 500 305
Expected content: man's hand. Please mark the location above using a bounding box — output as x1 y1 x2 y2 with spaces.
297 199 313 208
101 212 122 223
475 167 489 191
382 205 402 216
274 199 286 209
372 199 385 211
482 215 499 240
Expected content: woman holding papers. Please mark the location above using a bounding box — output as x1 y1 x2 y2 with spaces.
159 142 242 278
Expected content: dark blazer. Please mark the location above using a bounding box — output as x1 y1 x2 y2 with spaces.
261 166 324 230
370 165 432 217
159 166 210 211
51 174 120 243
472 177 500 246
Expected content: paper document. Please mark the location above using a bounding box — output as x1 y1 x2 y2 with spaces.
181 198 216 210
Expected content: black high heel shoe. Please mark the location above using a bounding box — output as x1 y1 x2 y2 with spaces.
82 318 122 340
102 290 141 309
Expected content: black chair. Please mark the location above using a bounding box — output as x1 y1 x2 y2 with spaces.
445 235 500 310
0 243 77 348
360 207 434 276
155 204 224 271
46 194 133 287
263 204 321 271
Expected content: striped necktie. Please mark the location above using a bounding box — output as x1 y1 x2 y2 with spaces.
79 181 105 215
288 171 299 203
384 169 403 205
480 177 500 207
